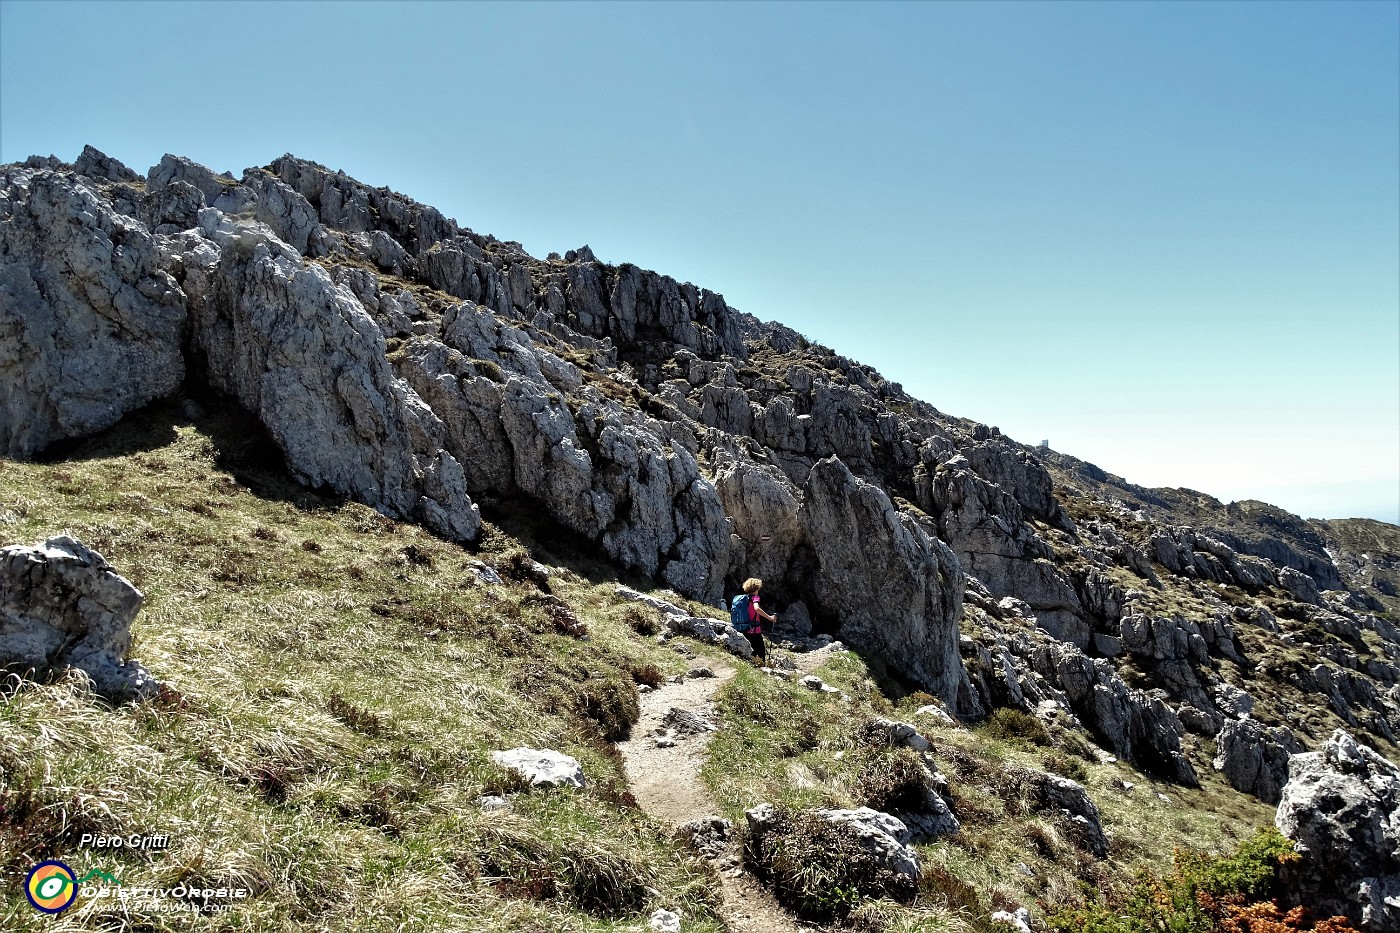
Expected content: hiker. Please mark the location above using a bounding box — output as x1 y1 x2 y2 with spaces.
731 577 777 665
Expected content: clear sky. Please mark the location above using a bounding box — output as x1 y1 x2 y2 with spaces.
2 0 1397 523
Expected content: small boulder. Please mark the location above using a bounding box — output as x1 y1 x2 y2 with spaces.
991 907 1034 933
648 908 681 933
675 815 732 858
914 703 958 727
662 707 717 735
490 748 585 788
869 717 931 752
467 561 504 586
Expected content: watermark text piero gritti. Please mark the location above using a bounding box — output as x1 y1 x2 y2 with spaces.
78 832 171 851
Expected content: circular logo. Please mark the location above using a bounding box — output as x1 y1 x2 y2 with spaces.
25 860 78 913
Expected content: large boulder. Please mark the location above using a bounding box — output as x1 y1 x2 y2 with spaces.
0 167 186 456
744 802 920 916
1213 717 1300 804
1275 730 1400 930
0 536 158 699
801 457 965 705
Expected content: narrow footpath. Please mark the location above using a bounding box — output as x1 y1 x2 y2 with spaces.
618 656 810 933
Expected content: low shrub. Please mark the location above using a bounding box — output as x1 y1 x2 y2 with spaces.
984 708 1051 746
627 659 665 687
621 604 659 636
1046 829 1358 933
745 806 917 921
854 747 933 814
1043 753 1090 783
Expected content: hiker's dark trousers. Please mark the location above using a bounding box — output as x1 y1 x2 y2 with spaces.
744 631 766 662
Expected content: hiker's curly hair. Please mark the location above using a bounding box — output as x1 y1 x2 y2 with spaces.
743 577 763 595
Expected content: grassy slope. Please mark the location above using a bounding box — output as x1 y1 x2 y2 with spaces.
0 401 717 932
0 400 1277 932
702 650 1275 929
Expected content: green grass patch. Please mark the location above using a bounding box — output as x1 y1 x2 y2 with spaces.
0 400 723 932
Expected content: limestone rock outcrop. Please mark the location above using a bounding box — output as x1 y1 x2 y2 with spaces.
0 536 158 699
1212 716 1300 804
801 457 965 705
1 166 185 456
6 146 1400 795
178 209 480 542
1275 730 1400 931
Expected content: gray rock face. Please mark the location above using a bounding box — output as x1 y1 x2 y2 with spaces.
238 168 325 257
1119 613 1209 665
1278 566 1324 606
398 315 731 601
1 167 186 456
1275 730 1400 931
149 154 257 215
140 179 206 233
1025 639 1199 785
0 536 158 699
1033 771 1108 858
74 145 139 183
715 457 802 588
961 441 1064 526
801 457 965 705
923 457 1087 647
180 210 480 542
490 747 586 788
1212 716 1300 804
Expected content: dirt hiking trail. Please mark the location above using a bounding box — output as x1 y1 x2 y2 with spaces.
619 644 843 933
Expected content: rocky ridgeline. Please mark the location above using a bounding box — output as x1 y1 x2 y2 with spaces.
3 147 1399 802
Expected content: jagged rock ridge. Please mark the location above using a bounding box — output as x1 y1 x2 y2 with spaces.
3 147 1399 787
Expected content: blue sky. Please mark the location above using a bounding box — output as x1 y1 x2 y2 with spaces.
2 1 1397 522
